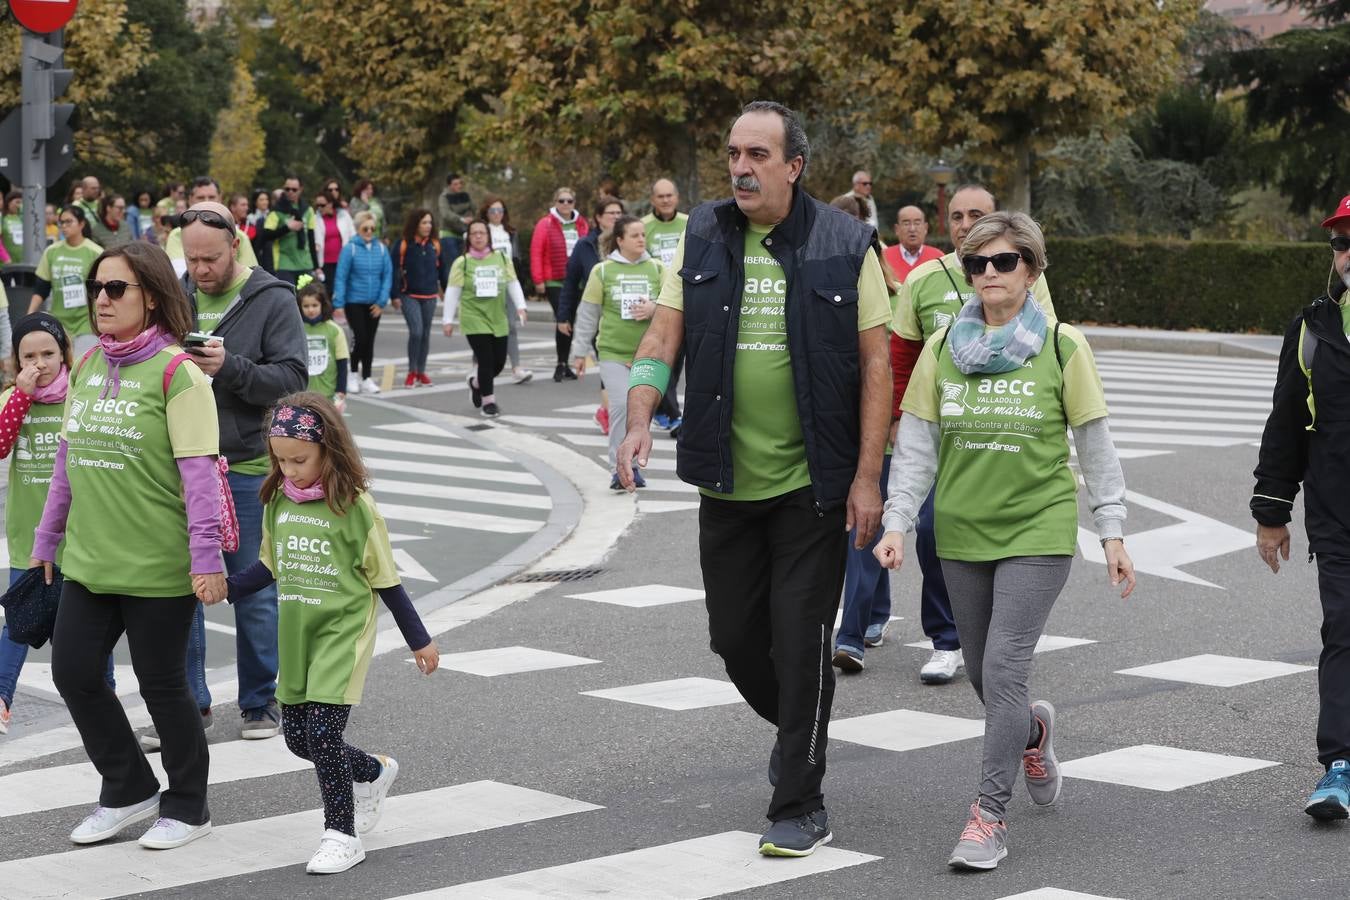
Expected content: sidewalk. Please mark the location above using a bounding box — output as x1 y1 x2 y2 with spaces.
1077 324 1282 358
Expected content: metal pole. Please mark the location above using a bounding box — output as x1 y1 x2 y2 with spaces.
20 31 48 266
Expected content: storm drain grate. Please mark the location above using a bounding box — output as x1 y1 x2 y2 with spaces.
508 568 605 584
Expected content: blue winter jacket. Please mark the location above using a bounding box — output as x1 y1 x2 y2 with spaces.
333 235 393 307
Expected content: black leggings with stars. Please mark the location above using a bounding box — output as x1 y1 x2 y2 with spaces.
282 702 382 836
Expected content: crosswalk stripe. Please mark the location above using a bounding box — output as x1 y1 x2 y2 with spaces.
1096 368 1274 389
1099 379 1268 399
0 739 307 819
559 432 675 451
1107 431 1250 446
371 478 554 510
378 502 545 534
636 478 698 494
1106 403 1268 422
393 830 880 899
364 455 542 487
16 663 140 699
357 435 507 463
374 422 465 439
0 781 601 900
1095 350 1277 367
501 415 618 429
1104 392 1270 410
1095 360 1277 378
1106 418 1264 435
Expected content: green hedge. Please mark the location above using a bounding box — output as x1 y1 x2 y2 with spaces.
1045 237 1331 334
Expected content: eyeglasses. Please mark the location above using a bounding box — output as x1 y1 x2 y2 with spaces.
1331 235 1350 252
58 218 78 227
488 206 505 214
180 208 236 235
961 252 1028 277
314 202 329 210
358 227 376 234
284 186 301 193
86 279 140 300
556 197 575 204
856 181 872 187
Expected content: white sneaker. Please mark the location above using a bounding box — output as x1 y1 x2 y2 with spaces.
306 829 366 874
511 367 533 384
347 378 360 395
70 795 160 844
354 755 399 834
362 377 381 395
138 816 212 849
921 648 963 685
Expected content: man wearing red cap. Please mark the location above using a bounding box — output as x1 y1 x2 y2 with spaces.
1252 193 1350 820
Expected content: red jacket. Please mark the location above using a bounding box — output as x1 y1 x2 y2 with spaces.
882 242 944 283
530 211 590 285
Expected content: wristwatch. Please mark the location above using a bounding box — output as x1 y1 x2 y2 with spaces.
1099 537 1124 547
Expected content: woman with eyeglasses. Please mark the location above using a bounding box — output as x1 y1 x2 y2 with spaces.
479 196 531 384
34 241 223 850
1253 196 1350 822
89 194 131 250
29 205 101 354
874 212 1134 872
529 187 590 382
333 211 393 395
313 191 355 291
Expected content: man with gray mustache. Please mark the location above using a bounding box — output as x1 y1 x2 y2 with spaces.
617 100 893 858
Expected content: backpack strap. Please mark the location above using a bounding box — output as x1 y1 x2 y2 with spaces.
162 352 193 395
1054 320 1063 370
1299 320 1318 377
938 258 964 299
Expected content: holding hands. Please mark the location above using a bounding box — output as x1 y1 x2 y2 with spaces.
193 572 228 605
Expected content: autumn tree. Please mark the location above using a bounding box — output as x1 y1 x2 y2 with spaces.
208 62 267 196
0 0 151 179
865 0 1198 212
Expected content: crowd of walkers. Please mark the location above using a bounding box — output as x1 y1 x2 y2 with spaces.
1 96 1348 880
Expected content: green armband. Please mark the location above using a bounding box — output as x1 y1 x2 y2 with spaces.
629 358 671 395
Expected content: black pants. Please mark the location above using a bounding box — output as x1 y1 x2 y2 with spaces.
1318 553 1350 768
699 487 848 821
52 580 209 825
277 269 302 287
282 701 381 836
346 303 381 380
322 262 339 292
546 285 572 364
466 332 509 397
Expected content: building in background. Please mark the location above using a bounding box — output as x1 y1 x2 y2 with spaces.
1205 0 1314 38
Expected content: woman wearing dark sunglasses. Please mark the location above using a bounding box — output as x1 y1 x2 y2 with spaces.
28 205 101 354
875 211 1134 872
1253 195 1350 822
33 241 224 851
529 187 590 381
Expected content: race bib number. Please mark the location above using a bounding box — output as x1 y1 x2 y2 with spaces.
473 267 499 298
564 228 579 256
306 335 329 376
619 290 645 320
658 245 676 266
7 223 21 247
61 274 87 309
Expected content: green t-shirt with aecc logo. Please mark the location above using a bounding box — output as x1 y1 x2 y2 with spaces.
657 227 892 501
2 213 23 262
893 250 1055 342
580 255 664 363
642 212 688 268
261 491 401 705
902 321 1108 561
305 319 350 399
449 252 517 337
35 239 103 338
1 388 66 566
60 347 220 596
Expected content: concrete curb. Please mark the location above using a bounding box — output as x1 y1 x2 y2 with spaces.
1076 326 1282 359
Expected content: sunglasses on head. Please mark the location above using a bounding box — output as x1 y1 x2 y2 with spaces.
86 279 140 300
1331 235 1350 253
179 208 236 235
962 252 1028 277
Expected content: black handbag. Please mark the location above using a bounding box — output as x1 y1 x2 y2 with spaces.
0 565 64 649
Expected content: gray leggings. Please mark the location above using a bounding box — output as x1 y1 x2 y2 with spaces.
503 294 520 367
940 555 1072 820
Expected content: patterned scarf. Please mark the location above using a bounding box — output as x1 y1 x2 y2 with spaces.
282 477 326 504
947 292 1047 375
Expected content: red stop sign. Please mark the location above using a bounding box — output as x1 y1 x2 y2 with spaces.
8 0 79 34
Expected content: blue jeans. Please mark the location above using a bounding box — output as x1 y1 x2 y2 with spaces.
185 471 279 713
836 455 893 654
0 566 115 706
401 296 436 373
917 487 960 650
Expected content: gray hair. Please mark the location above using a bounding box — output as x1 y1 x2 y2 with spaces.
959 211 1048 278
740 100 810 180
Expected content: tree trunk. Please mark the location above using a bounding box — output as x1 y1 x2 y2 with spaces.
686 128 701 206
1009 135 1033 213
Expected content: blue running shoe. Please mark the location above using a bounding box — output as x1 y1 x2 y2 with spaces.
653 413 672 430
1305 760 1350 820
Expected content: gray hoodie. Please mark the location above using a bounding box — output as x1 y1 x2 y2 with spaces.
184 267 308 465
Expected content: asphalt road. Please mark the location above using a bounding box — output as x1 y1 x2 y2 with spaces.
0 309 1341 899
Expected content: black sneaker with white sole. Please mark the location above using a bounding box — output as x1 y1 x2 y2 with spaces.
759 808 831 857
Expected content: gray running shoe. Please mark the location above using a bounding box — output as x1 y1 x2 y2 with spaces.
1023 700 1061 806
759 808 831 857
240 699 281 740
831 646 864 673
948 803 1007 870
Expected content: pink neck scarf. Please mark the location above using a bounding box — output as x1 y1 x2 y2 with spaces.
282 477 326 504
31 366 69 404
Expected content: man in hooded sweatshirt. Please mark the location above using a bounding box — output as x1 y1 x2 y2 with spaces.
136 200 307 750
